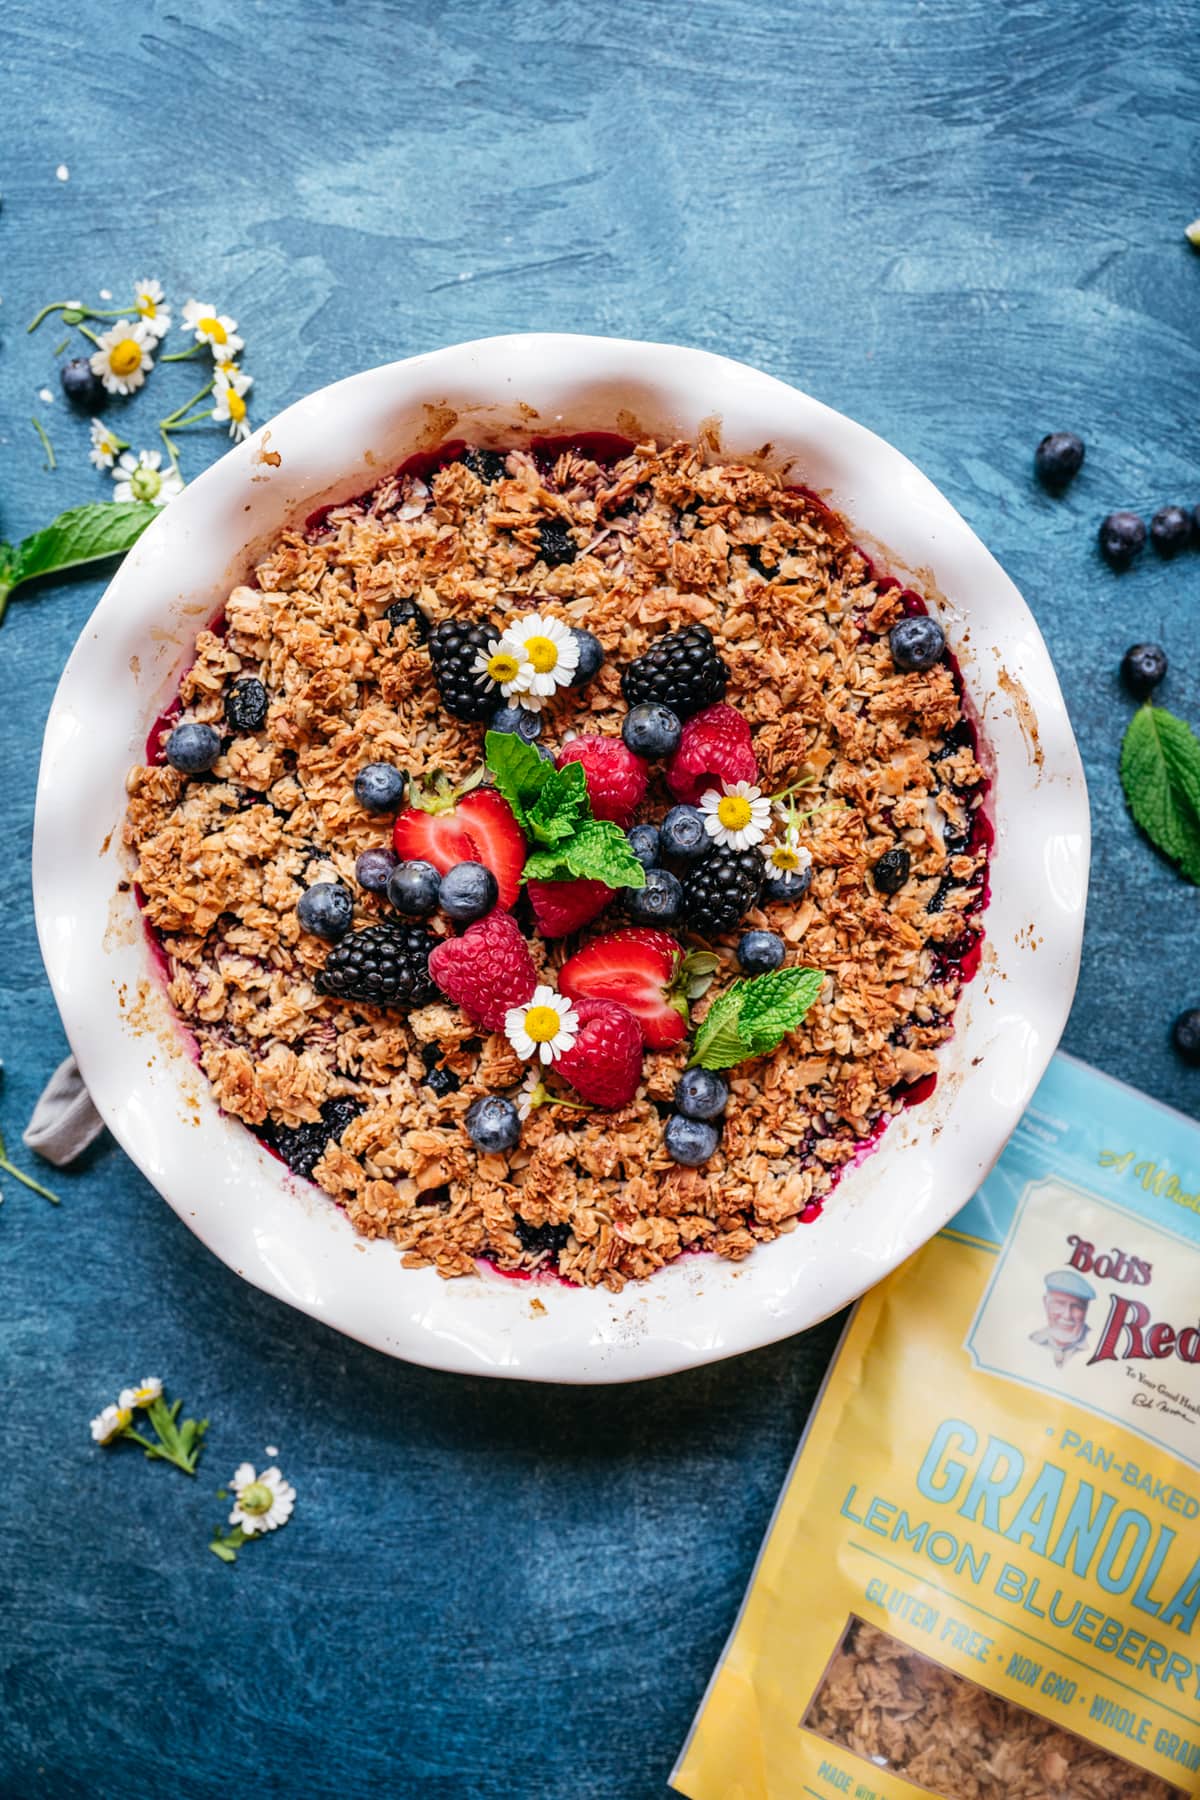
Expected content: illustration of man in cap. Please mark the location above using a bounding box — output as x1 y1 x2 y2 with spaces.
1029 1268 1096 1367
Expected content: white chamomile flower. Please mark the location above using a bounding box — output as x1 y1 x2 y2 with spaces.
472 634 528 701
132 277 171 339
505 986 579 1066
90 1403 131 1445
211 364 254 442
762 828 813 881
119 1377 163 1409
89 320 155 396
181 298 244 359
88 419 124 470
112 449 184 508
504 612 580 701
516 1068 547 1120
700 780 773 851
229 1462 295 1535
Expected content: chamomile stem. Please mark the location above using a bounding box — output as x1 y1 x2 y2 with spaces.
30 417 56 470
76 324 103 349
160 343 203 363
164 410 216 431
0 1126 61 1204
26 300 73 332
160 383 214 427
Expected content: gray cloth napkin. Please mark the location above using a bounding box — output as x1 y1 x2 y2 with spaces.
23 1055 106 1166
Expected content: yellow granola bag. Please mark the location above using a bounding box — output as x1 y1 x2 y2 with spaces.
673 1054 1200 1800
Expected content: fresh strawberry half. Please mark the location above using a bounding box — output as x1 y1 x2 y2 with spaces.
558 928 703 1049
393 783 525 910
555 997 643 1109
666 702 758 805
526 877 613 938
555 735 647 826
428 911 537 1032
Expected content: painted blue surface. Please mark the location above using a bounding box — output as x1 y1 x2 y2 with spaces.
2 4 1199 1795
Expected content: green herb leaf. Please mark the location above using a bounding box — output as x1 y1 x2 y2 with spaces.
525 760 589 846
484 730 552 831
209 1525 248 1564
13 502 158 590
523 819 648 889
1120 704 1200 884
688 966 825 1070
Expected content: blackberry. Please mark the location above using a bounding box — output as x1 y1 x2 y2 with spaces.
428 618 499 721
225 677 269 732
423 1064 460 1097
462 447 508 484
621 623 728 718
536 520 577 567
385 596 429 641
267 1095 363 1180
316 921 437 1008
514 1216 571 1257
681 846 763 936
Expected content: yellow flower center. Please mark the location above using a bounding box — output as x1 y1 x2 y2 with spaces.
771 846 800 871
487 650 521 684
524 635 559 674
200 316 227 343
138 297 157 318
109 339 143 376
240 1481 273 1515
227 388 247 422
717 795 753 831
523 1005 562 1044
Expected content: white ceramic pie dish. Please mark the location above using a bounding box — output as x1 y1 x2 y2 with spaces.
33 333 1089 1383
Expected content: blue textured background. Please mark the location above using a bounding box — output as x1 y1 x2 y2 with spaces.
3 4 1199 1796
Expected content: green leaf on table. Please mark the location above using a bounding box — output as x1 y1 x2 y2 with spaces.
688 966 825 1070
1119 703 1200 884
0 502 158 626
523 819 648 889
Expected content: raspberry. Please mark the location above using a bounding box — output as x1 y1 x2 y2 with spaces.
666 703 758 805
555 997 643 1109
428 911 537 1031
555 736 647 826
526 877 613 938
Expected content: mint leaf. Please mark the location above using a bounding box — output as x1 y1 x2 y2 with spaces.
523 819 648 889
525 759 589 846
14 502 158 588
1120 704 1200 884
689 967 824 1069
484 729 553 830
687 986 752 1070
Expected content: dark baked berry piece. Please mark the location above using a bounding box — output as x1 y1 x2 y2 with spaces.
623 868 683 926
665 1114 720 1166
1150 506 1191 558
316 921 437 1007
1172 1009 1200 1066
738 930 785 974
266 1094 364 1179
1099 511 1146 569
354 763 407 815
423 1064 460 1097
466 1095 521 1152
674 1068 728 1122
166 721 221 773
490 703 542 743
626 824 661 872
514 1216 571 1257
889 616 945 673
622 703 682 759
60 356 106 412
1033 432 1085 490
569 630 605 689
536 520 578 567
872 848 911 894
621 623 728 718
385 596 429 641
428 618 500 722
225 677 269 732
297 882 354 941
1121 643 1167 700
462 447 508 484
681 846 763 936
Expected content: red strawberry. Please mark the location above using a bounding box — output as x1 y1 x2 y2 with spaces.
393 786 525 910
555 736 647 826
428 911 537 1031
558 928 689 1049
555 997 643 1109
526 877 613 938
666 703 758 805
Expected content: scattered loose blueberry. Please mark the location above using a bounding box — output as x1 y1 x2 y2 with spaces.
873 848 911 895
423 1064 460 1097
764 864 813 904
536 520 577 567
568 630 605 689
674 1068 728 1122
622 702 682 760
59 356 106 413
1033 431 1085 491
355 847 399 894
165 721 221 774
624 868 683 926
660 804 711 863
490 703 542 743
1121 643 1168 700
1099 511 1146 570
387 859 443 918
353 762 407 814
738 930 785 974
440 860 499 924
224 677 269 732
1150 505 1191 559
889 615 945 673
297 882 354 941
664 1112 720 1166
466 1094 521 1152
1173 1009 1200 1067
626 824 661 872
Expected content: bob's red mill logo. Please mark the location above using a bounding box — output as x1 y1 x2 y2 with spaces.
1032 1236 1200 1372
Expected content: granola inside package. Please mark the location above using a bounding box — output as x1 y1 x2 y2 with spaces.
673 1055 1200 1800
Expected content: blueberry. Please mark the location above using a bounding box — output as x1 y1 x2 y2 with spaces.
297 882 354 941
664 1113 720 1166
440 860 498 923
466 1094 521 1153
1173 1009 1200 1066
165 721 221 774
889 615 945 673
622 702 682 760
569 630 605 689
873 848 911 894
1150 506 1191 559
1121 643 1168 700
674 1068 728 1121
424 1064 460 1097
627 824 661 872
387 859 442 918
354 762 407 814
764 864 813 904
490 703 542 743
59 356 106 413
355 847 399 894
624 868 683 926
738 930 785 974
1099 511 1146 570
660 804 712 863
1034 431 1085 490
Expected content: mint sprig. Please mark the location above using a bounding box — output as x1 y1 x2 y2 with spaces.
523 818 648 888
688 967 825 1070
1120 703 1200 884
0 502 158 628
485 730 646 890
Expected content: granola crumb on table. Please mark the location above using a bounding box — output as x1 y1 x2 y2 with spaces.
124 438 989 1289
